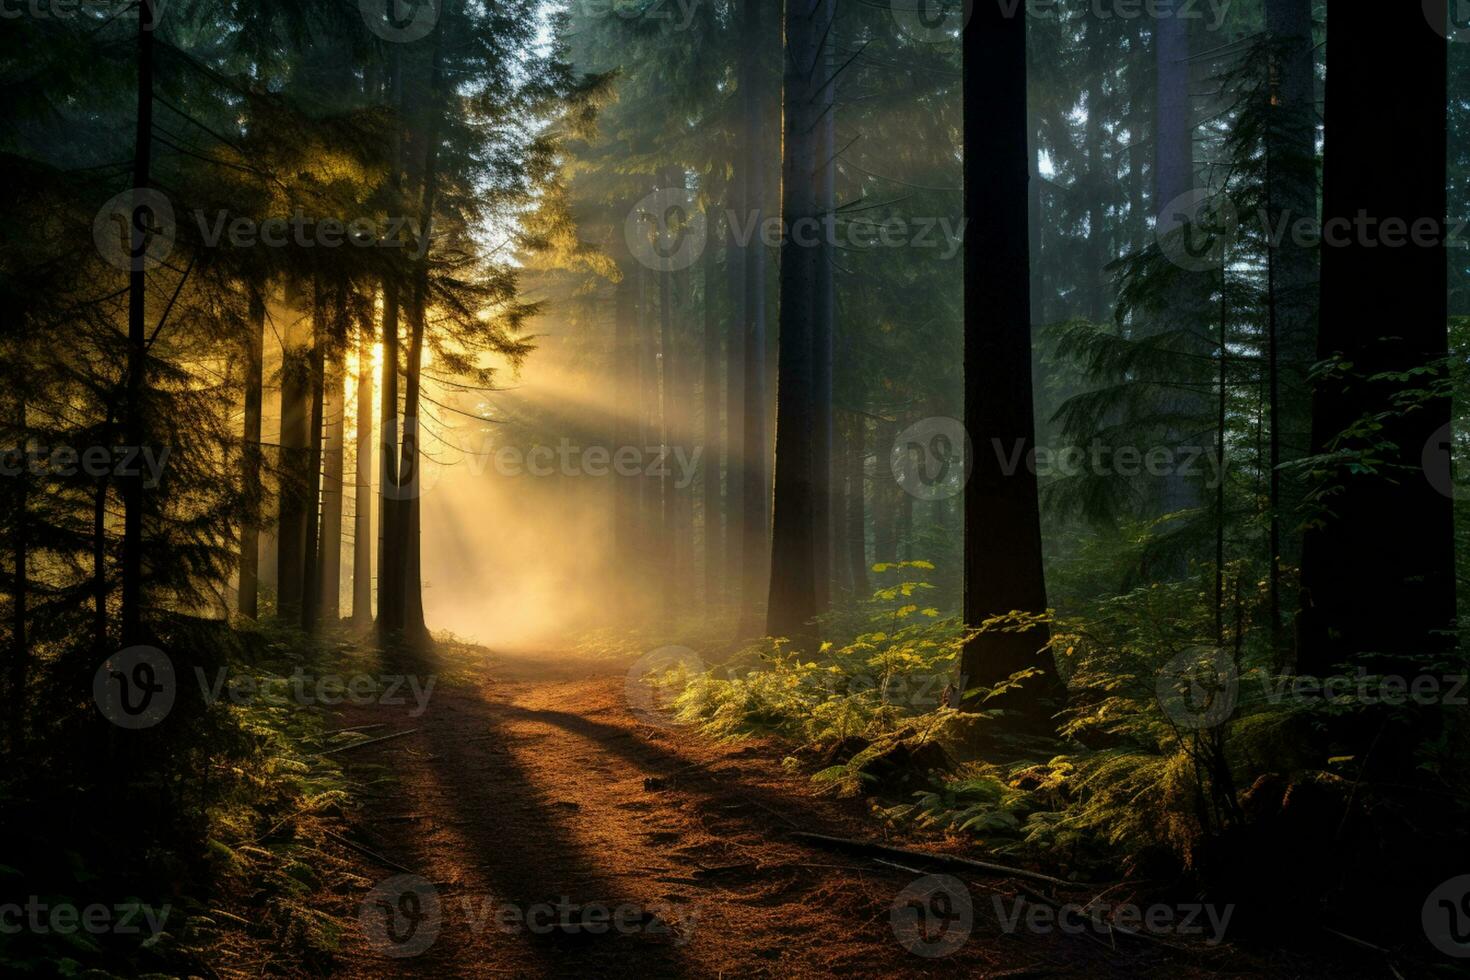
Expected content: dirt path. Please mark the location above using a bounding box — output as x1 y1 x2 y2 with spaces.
314 648 1372 979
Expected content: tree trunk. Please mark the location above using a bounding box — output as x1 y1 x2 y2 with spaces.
393 8 449 645
658 172 678 619
613 244 640 606
377 44 405 638
1263 0 1317 655
277 285 311 622
9 398 26 750
320 288 347 624
353 297 375 625
736 0 771 636
810 0 836 615
702 207 724 607
1153 1 1205 519
1296 3 1451 676
766 0 824 643
121 4 156 645
301 281 327 632
872 416 897 564
832 412 851 595
239 281 265 618
845 413 870 597
377 275 402 634
960 0 1060 721
724 178 747 610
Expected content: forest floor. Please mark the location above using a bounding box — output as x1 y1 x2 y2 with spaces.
286 645 1380 979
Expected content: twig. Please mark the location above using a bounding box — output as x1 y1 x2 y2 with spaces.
788 831 1084 889
324 830 414 875
872 857 929 875
1321 926 1390 954
320 728 420 756
323 723 385 737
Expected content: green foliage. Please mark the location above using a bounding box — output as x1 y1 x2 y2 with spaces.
673 561 972 746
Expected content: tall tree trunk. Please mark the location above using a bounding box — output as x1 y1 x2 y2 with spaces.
658 171 678 619
960 0 1060 722
398 158 441 645
353 299 375 625
320 288 347 625
1263 0 1317 656
377 44 405 638
301 281 327 632
399 252 432 643
724 183 747 608
766 0 823 643
613 242 640 606
1296 4 1451 677
845 412 870 597
377 275 403 634
1152 1 1205 519
701 208 724 607
239 281 265 618
637 261 656 591
831 416 851 595
810 0 836 615
736 0 772 636
277 286 311 622
121 3 156 645
393 7 450 644
872 416 896 563
9 398 26 750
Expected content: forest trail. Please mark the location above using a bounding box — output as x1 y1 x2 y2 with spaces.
317 649 1363 979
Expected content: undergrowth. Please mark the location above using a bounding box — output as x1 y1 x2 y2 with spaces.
0 617 449 978
656 558 1470 895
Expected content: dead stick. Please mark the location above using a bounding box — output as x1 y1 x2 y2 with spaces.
322 723 385 737
321 728 420 756
788 831 1084 889
324 830 414 875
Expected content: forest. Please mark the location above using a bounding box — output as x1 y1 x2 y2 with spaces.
1 0 1468 976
